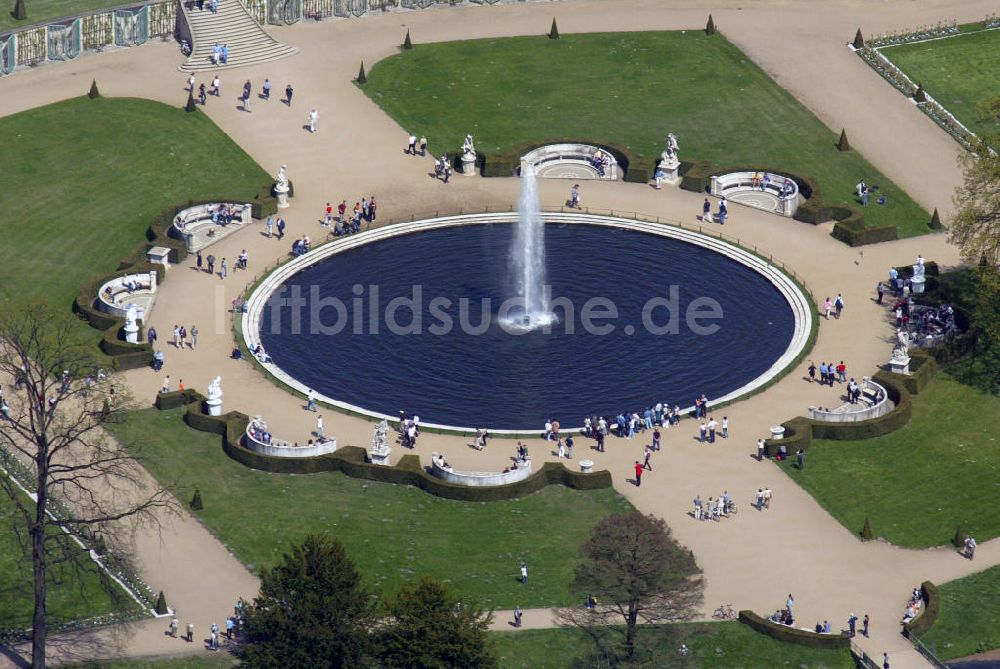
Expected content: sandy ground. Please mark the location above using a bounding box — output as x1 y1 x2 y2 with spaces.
1 1 998 667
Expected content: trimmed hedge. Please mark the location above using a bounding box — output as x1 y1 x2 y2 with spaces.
764 370 915 455
738 610 851 649
155 392 614 502
901 350 939 395
903 581 941 639
680 162 902 246
478 138 656 184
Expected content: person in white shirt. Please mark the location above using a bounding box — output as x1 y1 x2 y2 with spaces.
308 109 318 133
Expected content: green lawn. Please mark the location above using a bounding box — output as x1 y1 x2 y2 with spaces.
779 373 1000 548
365 31 929 237
0 0 120 32
0 492 129 632
920 565 1000 661
492 622 855 668
60 655 237 669
0 97 267 348
884 29 1000 139
107 408 634 609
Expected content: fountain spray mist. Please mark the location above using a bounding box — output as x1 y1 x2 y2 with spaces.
509 164 553 328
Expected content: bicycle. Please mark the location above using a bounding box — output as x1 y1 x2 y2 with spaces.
713 603 736 621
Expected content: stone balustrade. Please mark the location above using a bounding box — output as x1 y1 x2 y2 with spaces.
429 452 533 486
520 144 620 180
95 271 157 319
710 171 801 217
244 417 337 458
169 202 251 252
808 377 891 422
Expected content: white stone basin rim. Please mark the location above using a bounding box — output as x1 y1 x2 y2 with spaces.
242 213 813 435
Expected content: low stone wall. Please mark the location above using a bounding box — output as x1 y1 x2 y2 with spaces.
710 171 800 217
170 202 251 253
807 377 891 423
244 418 337 458
429 453 532 487
520 143 620 181
95 270 157 318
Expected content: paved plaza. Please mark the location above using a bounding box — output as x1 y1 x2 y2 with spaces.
1 0 998 667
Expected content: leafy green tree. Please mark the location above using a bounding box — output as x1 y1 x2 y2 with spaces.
949 264 1000 393
377 574 497 669
556 512 702 663
950 142 1000 266
241 534 377 669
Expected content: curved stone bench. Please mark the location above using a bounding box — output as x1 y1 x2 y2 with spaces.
244 416 337 458
95 271 158 319
429 452 533 486
808 376 892 422
169 202 252 253
520 144 620 180
710 171 801 217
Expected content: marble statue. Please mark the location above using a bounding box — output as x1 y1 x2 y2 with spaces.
275 164 289 190
124 304 138 330
207 375 222 401
891 328 910 361
662 133 680 162
913 262 925 281
462 134 476 158
371 419 389 455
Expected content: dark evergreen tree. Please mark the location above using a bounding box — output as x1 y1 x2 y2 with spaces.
853 28 865 49
88 79 101 99
403 29 412 50
357 61 367 84
12 0 26 21
837 128 851 152
548 18 559 39
705 14 716 35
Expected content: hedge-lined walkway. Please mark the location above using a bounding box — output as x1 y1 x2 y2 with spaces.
2 0 1000 667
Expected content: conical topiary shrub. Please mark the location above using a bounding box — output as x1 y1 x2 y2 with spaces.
853 28 865 49
190 487 203 510
88 79 101 99
930 208 943 230
837 128 851 152
155 591 169 615
184 90 197 113
402 29 412 50
356 61 367 84
913 82 927 103
548 18 559 39
12 0 26 20
705 14 716 35
952 525 966 548
861 517 874 541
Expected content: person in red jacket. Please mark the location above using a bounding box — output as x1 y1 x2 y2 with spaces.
634 461 643 487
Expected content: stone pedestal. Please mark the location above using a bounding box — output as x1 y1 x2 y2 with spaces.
460 153 477 177
579 459 594 473
124 320 139 344
146 246 171 269
658 156 682 187
370 447 392 466
274 184 290 209
910 276 926 295
206 397 223 416
769 425 785 440
889 355 911 375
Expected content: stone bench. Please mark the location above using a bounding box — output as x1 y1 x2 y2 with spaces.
520 144 620 181
429 452 533 486
170 202 252 253
710 171 801 217
808 377 892 422
95 271 158 319
244 417 337 458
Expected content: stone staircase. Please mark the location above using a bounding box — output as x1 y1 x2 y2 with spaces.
178 0 297 72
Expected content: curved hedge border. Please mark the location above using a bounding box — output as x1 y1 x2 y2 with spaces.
474 137 656 184
763 355 939 455
680 161 901 246
903 581 941 639
738 610 851 649
154 389 613 501
72 190 276 369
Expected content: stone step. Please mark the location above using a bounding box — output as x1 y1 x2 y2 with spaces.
179 0 297 72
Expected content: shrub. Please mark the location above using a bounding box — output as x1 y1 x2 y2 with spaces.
548 18 559 39
155 591 169 615
357 61 367 84
830 217 898 246
861 516 874 541
738 610 851 649
190 488 203 510
705 14 716 35
184 90 197 113
913 82 927 103
930 207 943 230
837 129 850 152
12 0 25 20
903 582 940 638
402 29 412 50
852 28 865 50
88 79 100 99
952 525 966 548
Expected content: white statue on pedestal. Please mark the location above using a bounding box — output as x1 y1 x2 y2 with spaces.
661 133 680 166
370 419 391 465
275 165 289 191
892 328 910 362
124 304 139 344
462 134 476 159
913 262 925 281
208 376 222 401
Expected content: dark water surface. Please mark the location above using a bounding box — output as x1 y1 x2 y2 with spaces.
259 223 795 429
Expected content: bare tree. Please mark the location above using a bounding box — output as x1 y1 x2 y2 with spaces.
950 141 1000 266
0 303 174 669
556 511 703 665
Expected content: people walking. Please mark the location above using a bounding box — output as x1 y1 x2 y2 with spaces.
634 460 643 486
520 561 528 584
513 606 522 627
702 198 711 223
308 109 318 133
191 325 198 349
306 389 317 411
848 612 858 637
876 281 884 304
169 616 179 637
316 414 324 439
262 79 270 100
717 198 728 224
862 613 870 637
643 446 652 471
570 184 581 209
285 83 293 106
